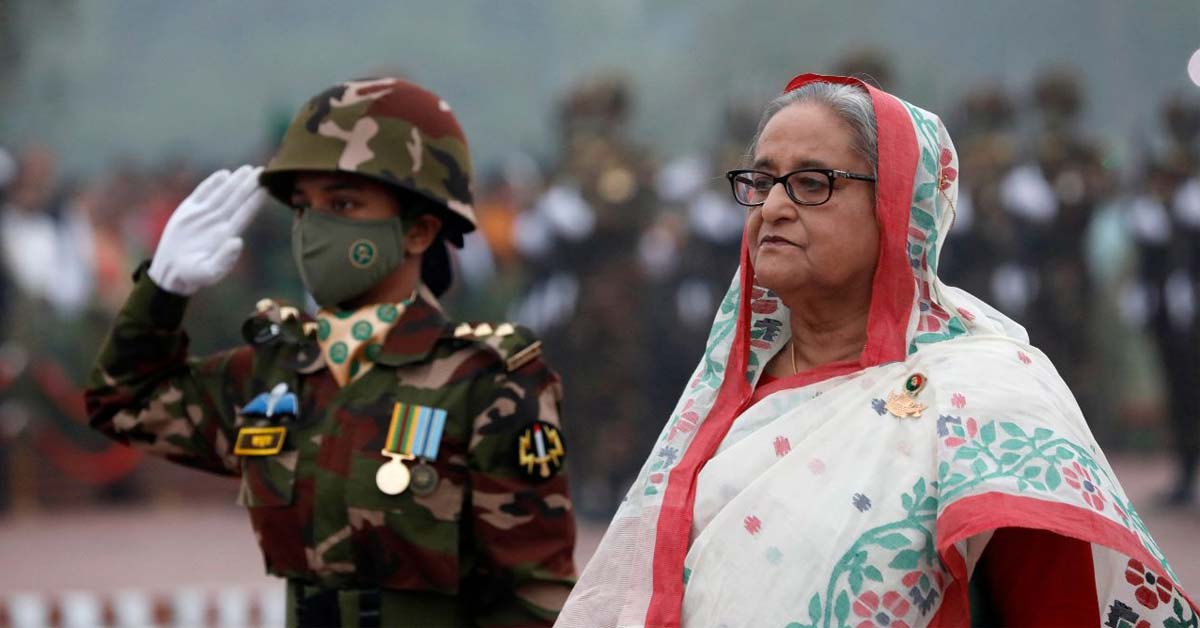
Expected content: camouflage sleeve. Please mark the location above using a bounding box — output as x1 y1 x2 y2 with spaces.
85 266 249 476
466 340 577 627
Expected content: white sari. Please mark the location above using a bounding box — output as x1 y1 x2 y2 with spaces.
558 74 1198 628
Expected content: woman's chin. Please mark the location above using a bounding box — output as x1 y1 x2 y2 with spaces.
754 266 807 295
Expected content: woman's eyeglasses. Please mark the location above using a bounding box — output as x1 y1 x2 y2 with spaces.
725 168 876 207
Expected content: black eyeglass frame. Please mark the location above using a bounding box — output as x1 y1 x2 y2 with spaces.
725 168 877 207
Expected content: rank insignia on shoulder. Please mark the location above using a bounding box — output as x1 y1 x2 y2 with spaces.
242 383 299 421
234 426 287 456
505 340 543 372
515 420 565 481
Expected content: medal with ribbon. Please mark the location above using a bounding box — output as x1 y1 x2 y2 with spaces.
376 402 448 495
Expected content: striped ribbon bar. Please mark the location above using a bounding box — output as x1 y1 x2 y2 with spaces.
384 403 448 460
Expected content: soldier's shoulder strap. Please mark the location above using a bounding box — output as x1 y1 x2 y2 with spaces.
443 321 544 373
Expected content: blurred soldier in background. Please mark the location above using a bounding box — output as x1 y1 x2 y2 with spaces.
85 77 576 627
942 86 1022 309
834 47 894 91
1000 68 1108 429
651 102 759 416
446 154 544 321
0 143 144 509
0 146 14 514
1127 93 1200 506
0 146 13 337
513 73 658 518
0 144 93 322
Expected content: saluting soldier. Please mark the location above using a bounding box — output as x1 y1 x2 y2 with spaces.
85 77 576 627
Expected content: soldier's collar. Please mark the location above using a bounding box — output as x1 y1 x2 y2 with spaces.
373 285 448 368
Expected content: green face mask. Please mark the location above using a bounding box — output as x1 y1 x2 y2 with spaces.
291 210 409 308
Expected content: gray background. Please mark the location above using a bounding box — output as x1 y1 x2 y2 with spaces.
2 0 1197 174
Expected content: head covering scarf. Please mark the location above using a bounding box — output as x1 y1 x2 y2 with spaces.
557 74 1198 627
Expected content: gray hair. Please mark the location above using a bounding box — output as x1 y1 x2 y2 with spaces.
748 81 878 175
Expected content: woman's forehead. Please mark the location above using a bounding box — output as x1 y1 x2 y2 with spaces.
753 102 862 171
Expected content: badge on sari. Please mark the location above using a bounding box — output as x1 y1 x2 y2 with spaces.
884 373 928 419
376 402 447 496
515 421 566 480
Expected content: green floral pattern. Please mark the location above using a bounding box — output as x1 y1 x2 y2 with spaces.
937 415 1175 580
778 417 1186 627
786 478 943 628
902 102 969 355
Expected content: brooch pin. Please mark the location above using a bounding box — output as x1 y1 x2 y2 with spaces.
884 373 927 419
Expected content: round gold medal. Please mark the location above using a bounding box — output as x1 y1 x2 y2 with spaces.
375 457 410 495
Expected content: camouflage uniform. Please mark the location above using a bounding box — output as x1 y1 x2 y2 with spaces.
86 78 576 627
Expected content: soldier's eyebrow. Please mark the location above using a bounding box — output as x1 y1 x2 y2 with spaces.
324 182 363 193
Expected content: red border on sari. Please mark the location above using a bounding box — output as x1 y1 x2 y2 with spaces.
646 73 921 626
931 492 1200 625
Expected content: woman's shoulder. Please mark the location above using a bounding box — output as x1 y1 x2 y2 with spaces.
913 335 1092 445
907 338 1080 417
917 335 1064 389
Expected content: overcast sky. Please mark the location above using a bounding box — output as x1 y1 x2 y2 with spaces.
2 0 1197 176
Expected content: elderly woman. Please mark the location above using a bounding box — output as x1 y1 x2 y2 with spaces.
558 74 1198 627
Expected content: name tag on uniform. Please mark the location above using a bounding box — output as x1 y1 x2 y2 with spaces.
234 426 287 456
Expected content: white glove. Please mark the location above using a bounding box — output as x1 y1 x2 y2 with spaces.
148 165 267 295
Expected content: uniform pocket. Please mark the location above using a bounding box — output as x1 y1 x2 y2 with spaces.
343 448 463 593
237 451 298 507
234 418 298 508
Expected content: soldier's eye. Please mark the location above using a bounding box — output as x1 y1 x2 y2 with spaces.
331 199 357 213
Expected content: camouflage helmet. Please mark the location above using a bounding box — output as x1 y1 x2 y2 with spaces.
260 77 476 247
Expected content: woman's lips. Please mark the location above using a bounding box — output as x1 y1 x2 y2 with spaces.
759 235 799 248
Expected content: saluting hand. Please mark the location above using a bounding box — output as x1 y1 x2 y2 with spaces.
148 165 267 296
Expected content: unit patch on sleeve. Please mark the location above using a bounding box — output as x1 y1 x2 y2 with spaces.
515 420 566 481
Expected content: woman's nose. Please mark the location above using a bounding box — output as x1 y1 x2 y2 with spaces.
759 183 797 222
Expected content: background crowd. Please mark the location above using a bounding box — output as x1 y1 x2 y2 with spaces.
2 50 1199 523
